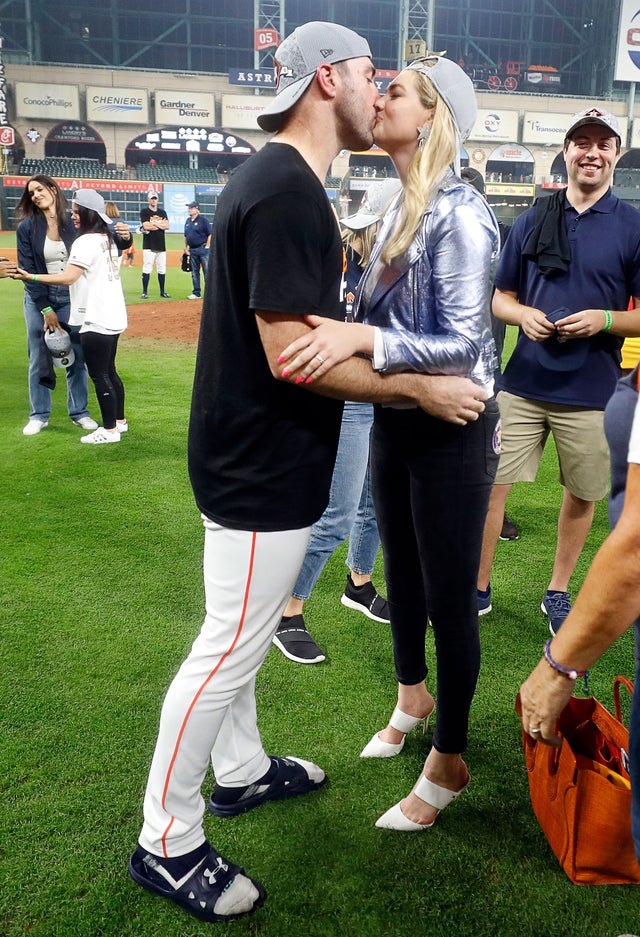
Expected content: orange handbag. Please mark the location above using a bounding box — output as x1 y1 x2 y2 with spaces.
516 676 640 885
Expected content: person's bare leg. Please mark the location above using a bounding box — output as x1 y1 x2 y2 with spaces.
398 748 469 825
350 571 372 587
477 483 512 591
282 596 304 617
378 681 435 745
547 487 595 592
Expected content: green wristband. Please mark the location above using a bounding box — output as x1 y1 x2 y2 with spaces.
602 309 613 332
31 274 39 282
41 306 54 316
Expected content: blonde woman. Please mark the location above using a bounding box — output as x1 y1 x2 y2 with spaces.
278 57 500 830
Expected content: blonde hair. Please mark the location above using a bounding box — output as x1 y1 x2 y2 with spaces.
104 201 120 219
382 66 458 263
341 221 380 268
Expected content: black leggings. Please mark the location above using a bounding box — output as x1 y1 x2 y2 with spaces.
371 399 500 754
80 331 125 429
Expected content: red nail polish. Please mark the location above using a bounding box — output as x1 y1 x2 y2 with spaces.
281 369 290 377
305 377 313 384
295 376 303 385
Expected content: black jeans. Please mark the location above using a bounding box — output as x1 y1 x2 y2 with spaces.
371 398 500 753
80 331 125 429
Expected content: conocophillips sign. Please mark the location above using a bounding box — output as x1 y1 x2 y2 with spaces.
16 83 80 119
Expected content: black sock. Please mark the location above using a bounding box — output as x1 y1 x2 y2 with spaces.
142 273 150 293
159 274 166 293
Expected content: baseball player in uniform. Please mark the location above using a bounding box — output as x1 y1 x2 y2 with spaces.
129 22 487 925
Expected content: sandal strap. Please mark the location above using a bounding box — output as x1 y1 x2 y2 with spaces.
389 707 423 734
414 775 467 811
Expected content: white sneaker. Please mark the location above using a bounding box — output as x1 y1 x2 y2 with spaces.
116 420 129 433
80 427 121 445
73 416 99 431
23 419 48 436
187 293 200 300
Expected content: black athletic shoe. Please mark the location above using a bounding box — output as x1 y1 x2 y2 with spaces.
160 292 171 298
140 292 148 299
499 514 520 541
209 755 326 818
272 615 325 664
340 575 390 623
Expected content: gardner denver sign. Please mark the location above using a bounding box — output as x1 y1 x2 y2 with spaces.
154 91 215 126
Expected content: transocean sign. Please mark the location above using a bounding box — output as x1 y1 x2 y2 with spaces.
154 90 215 126
86 86 148 124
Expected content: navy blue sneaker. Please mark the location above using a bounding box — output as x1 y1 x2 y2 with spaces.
478 583 492 616
209 755 325 818
541 590 572 636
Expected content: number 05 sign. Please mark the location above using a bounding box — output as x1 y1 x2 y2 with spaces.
254 28 279 51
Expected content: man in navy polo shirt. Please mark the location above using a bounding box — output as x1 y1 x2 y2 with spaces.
477 106 640 633
183 201 211 299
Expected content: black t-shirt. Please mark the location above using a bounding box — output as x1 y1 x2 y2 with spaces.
140 206 167 251
188 143 345 531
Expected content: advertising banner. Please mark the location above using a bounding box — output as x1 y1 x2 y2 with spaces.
16 82 80 120
86 86 148 124
615 0 640 82
468 109 519 143
155 91 215 126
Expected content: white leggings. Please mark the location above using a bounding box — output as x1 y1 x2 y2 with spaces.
139 518 311 857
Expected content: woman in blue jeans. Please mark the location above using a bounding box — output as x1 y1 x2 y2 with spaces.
16 175 96 436
272 184 402 666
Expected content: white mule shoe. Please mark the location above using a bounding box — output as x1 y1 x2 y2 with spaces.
360 706 433 759
375 773 469 831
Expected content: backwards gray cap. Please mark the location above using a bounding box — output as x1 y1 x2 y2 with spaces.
341 179 402 231
257 21 372 133
406 55 477 144
72 188 112 225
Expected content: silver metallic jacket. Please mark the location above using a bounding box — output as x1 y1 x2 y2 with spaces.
354 171 500 389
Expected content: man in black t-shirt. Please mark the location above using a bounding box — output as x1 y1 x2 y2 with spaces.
139 192 170 298
130 22 488 925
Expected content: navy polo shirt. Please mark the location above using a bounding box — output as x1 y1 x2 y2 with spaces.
496 189 640 409
184 213 211 248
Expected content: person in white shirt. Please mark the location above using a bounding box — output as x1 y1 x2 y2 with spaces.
15 188 129 444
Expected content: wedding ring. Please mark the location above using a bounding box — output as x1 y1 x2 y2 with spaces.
530 727 542 735
315 354 324 365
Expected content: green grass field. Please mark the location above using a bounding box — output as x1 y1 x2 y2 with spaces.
2 268 640 937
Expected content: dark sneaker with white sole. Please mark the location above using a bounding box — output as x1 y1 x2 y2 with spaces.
340 575 390 623
541 589 572 636
499 514 520 540
128 843 265 922
272 615 325 664
209 755 326 818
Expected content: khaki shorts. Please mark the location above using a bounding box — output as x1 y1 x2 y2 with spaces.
494 391 609 502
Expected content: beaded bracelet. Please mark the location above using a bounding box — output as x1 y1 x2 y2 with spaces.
602 309 613 332
543 638 587 680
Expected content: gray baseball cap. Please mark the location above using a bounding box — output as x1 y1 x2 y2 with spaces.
257 21 372 133
565 107 621 144
342 179 402 230
45 327 75 369
406 55 477 144
72 188 112 225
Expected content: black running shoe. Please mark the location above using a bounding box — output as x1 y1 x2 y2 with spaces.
272 615 325 664
340 575 390 623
